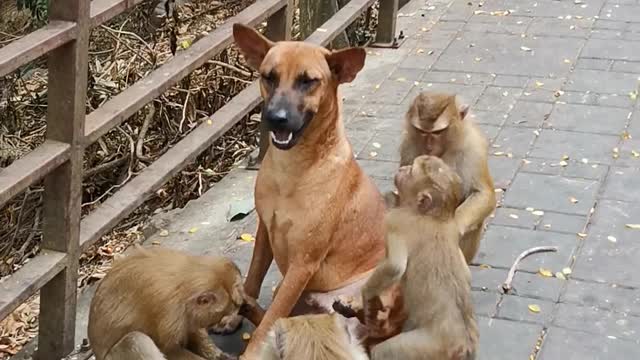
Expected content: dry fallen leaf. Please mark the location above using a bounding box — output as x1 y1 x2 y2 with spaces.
528 304 541 313
242 333 252 341
509 214 519 219
240 233 255 242
372 142 381 149
151 240 161 245
159 229 169 237
369 151 378 157
555 272 567 280
562 267 572 275
629 91 638 100
632 150 640 158
188 227 199 234
479 264 492 269
562 155 570 160
569 197 578 204
532 210 545 216
521 46 532 52
607 235 617 243
577 232 587 238
526 207 535 212
206 119 213 125
539 268 553 277
625 224 640 230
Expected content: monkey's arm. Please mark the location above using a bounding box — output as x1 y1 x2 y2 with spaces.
362 232 408 302
454 168 496 235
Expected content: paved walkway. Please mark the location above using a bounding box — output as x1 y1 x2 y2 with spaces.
142 0 640 358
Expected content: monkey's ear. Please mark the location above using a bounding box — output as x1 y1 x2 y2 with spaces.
233 23 274 69
326 48 366 84
196 291 217 306
459 103 470 119
417 191 433 213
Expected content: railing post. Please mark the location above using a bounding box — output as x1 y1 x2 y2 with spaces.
373 0 399 47
247 1 293 169
36 0 89 358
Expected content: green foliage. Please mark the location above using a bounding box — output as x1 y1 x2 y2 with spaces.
17 0 48 22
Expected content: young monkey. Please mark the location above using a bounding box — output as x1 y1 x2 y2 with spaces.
364 155 478 360
88 246 246 360
260 313 368 360
396 91 496 264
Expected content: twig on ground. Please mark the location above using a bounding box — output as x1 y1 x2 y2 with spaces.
135 104 156 162
502 246 558 293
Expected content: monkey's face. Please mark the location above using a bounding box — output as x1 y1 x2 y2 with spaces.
191 263 247 328
233 24 366 150
412 122 448 157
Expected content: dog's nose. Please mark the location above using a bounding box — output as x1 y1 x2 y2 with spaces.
264 108 288 126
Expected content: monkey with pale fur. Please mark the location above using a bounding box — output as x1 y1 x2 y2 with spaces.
395 91 496 264
364 155 478 360
88 247 245 360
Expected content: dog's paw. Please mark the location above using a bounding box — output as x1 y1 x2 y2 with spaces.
211 314 243 335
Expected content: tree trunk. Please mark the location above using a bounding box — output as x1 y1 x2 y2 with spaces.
299 0 350 49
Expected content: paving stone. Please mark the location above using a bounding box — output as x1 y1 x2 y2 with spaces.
421 71 494 86
345 128 376 155
493 74 529 88
611 60 640 73
477 317 542 360
478 124 501 142
538 212 588 234
602 167 640 202
464 14 532 34
475 87 523 112
576 57 612 70
471 266 508 292
547 103 629 135
527 17 594 38
488 156 521 189
510 270 565 302
431 20 466 32
433 32 582 76
441 0 475 21
492 207 539 229
389 67 426 82
565 69 640 95
596 93 637 108
470 109 507 127
476 226 579 272
506 101 553 128
359 130 404 162
342 101 363 122
403 83 485 107
472 291 500 317
590 28 625 39
357 158 398 179
505 172 599 215
553 302 640 341
538 327 640 360
563 280 640 316
562 161 609 179
498 295 554 324
480 0 605 18
530 129 620 164
519 157 563 176
399 48 442 70
582 38 640 62
415 30 459 49
493 126 537 157
574 200 640 287
600 4 640 22
357 103 407 120
594 18 629 30
370 77 415 104
615 138 640 167
346 113 404 133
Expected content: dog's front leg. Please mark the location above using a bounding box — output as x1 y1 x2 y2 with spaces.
244 218 272 298
241 263 320 359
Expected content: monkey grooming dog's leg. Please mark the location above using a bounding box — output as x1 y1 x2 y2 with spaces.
106 332 167 360
213 220 271 334
370 329 443 360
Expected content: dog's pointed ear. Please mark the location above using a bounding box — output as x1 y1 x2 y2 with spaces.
233 23 274 69
326 47 366 84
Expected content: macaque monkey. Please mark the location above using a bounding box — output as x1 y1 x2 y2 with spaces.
260 313 368 360
88 246 245 360
396 91 496 264
364 155 478 360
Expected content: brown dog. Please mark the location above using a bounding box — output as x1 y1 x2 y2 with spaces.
232 24 387 358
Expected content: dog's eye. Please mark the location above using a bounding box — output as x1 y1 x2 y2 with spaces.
297 75 319 89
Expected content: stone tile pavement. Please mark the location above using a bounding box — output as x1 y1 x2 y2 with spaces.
116 0 640 358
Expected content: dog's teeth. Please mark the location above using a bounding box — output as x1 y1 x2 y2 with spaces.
270 131 292 145
286 132 293 142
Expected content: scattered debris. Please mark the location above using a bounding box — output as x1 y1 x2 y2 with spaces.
502 246 558 293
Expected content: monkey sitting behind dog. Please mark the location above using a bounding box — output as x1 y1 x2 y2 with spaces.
260 313 368 360
394 91 496 264
363 155 478 360
88 246 245 360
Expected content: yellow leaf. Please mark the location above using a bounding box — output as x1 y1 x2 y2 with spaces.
607 235 617 243
526 207 535 211
577 232 587 238
240 233 255 242
242 333 251 341
397 77 406 82
569 197 578 204
559 160 568 167
538 268 553 277
555 272 567 280
535 81 544 88
562 155 570 160
372 142 381 149
632 150 640 158
509 214 519 219
629 91 638 100
417 49 425 54
180 39 192 49
188 227 199 234
621 131 632 140
369 151 378 157
374 84 380 89
479 264 492 269
563 59 571 64
528 304 541 313
562 267 572 275
206 119 212 125
532 210 545 216
159 229 169 237
625 224 640 229
151 240 161 245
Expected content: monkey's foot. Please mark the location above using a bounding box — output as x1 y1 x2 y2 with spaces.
210 314 243 335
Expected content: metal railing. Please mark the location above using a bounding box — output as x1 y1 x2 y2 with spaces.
0 0 398 358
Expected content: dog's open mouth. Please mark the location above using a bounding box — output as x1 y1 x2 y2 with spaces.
270 130 293 147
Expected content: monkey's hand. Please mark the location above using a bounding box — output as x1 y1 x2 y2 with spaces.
239 296 265 326
332 298 364 323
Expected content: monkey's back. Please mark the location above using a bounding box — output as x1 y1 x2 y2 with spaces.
397 217 478 353
88 248 227 359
